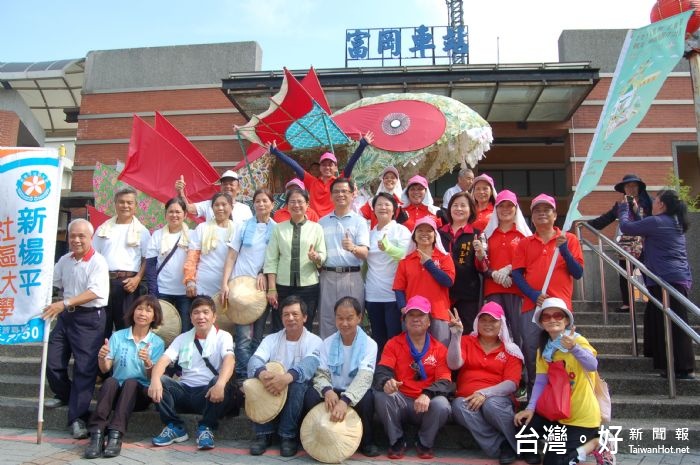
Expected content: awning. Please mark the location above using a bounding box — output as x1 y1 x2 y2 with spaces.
222 63 599 123
0 59 85 138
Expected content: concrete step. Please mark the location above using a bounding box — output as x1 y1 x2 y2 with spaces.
0 396 479 449
597 354 700 372
587 338 700 356
611 394 700 420
600 372 700 396
2 395 698 450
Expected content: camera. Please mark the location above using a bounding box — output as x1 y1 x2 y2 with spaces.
625 195 634 203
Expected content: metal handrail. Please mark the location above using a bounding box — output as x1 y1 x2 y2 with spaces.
574 222 700 398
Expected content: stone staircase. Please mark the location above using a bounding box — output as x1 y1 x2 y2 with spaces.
0 300 697 451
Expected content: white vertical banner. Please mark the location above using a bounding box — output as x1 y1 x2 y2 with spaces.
0 147 62 344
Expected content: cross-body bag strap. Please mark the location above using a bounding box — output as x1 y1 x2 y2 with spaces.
156 235 181 275
194 337 219 376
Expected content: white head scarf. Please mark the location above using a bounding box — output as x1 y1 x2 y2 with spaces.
483 189 532 239
405 216 449 255
470 301 524 360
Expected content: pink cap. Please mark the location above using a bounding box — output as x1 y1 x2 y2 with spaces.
472 173 494 189
531 193 556 210
412 215 438 233
403 295 431 315
285 178 305 190
319 152 337 164
495 189 517 207
477 301 505 320
406 174 428 190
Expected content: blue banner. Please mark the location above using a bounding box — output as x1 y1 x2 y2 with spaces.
0 148 62 344
564 11 692 230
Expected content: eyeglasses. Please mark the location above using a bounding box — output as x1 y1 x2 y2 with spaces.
332 189 352 195
287 200 306 206
540 312 566 323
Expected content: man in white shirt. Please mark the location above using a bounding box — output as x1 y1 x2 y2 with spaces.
318 178 370 338
148 295 235 451
247 295 323 457
42 219 110 439
442 168 475 209
175 170 253 224
92 187 151 339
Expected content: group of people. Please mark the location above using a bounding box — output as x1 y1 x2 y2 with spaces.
42 136 693 464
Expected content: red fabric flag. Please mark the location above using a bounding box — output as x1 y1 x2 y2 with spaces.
300 66 331 115
154 112 220 202
86 205 110 232
119 115 218 204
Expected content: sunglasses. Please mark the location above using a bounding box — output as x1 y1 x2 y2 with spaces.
410 362 425 381
540 312 566 323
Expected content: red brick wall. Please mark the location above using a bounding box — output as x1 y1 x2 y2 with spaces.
0 111 20 146
74 88 245 193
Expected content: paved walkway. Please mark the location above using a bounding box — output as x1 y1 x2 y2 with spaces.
0 427 697 465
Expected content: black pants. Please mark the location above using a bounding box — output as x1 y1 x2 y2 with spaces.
47 308 106 424
104 277 138 339
645 284 695 374
303 386 375 447
88 378 151 434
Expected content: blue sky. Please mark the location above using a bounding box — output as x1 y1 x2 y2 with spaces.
3 0 652 69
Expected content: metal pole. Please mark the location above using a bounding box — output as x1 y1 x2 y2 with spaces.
575 226 585 301
626 260 638 357
662 289 676 399
597 235 608 325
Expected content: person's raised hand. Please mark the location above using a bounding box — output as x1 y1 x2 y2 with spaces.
175 174 186 194
560 326 577 350
342 230 354 252
417 248 431 264
448 307 463 334
98 338 110 359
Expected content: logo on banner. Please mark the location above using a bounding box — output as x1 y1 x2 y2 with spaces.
16 170 51 202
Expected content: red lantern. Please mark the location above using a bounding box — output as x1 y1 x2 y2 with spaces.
650 0 700 36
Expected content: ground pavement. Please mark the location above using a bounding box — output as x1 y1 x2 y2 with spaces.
0 427 697 465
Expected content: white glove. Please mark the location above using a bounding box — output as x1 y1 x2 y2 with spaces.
501 275 513 288
491 268 506 285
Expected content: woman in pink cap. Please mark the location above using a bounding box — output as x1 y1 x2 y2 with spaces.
400 174 441 232
272 178 320 223
482 190 532 349
267 132 374 217
393 216 455 346
471 173 498 232
447 302 523 464
438 191 488 329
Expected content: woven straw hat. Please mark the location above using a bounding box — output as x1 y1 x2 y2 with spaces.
300 403 363 463
226 276 267 324
243 361 287 424
153 300 182 347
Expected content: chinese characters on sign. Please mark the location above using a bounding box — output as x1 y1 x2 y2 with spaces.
345 25 468 66
516 425 691 457
0 148 62 345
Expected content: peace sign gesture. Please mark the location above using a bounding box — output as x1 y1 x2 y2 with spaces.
560 326 577 350
448 307 463 335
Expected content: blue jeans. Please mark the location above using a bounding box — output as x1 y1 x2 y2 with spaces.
155 375 233 430
158 294 193 332
365 300 402 359
234 306 269 380
253 381 309 439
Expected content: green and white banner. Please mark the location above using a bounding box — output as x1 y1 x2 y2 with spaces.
564 11 692 230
